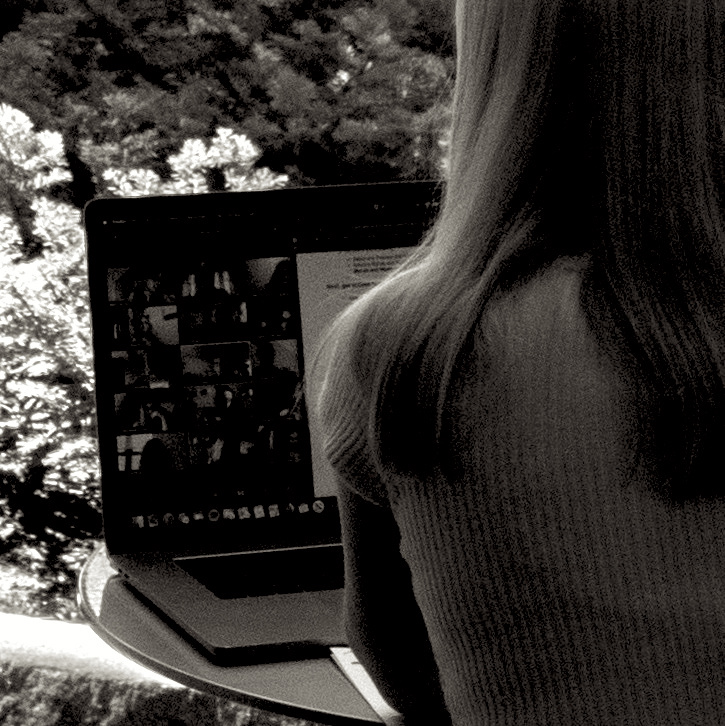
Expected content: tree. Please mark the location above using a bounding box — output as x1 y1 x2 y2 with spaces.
0 0 453 203
0 105 100 618
100 125 288 195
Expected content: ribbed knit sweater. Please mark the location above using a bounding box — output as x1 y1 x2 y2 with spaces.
320 255 725 725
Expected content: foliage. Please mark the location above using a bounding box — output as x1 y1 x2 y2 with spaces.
0 0 453 202
0 106 291 620
0 103 98 618
99 126 289 196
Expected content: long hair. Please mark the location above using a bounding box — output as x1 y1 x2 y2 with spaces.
315 0 725 487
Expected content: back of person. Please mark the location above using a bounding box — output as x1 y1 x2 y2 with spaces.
389 254 725 723
313 1 725 723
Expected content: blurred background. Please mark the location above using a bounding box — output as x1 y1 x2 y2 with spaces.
0 0 454 622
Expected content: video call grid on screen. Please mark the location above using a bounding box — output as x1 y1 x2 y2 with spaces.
105 255 324 535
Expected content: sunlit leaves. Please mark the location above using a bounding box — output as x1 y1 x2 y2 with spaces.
0 104 72 196
0 190 96 484
101 126 288 195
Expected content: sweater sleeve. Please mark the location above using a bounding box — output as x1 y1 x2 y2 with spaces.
313 321 389 506
336 483 451 721
312 321 450 720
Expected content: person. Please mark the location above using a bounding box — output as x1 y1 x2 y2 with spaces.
311 1 725 724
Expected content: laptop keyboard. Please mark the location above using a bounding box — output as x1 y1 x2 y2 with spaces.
176 544 344 599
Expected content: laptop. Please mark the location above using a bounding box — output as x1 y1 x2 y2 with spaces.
84 181 440 664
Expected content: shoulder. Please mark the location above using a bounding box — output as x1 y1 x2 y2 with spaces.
466 253 645 440
464 252 642 426
480 254 592 361
311 301 389 505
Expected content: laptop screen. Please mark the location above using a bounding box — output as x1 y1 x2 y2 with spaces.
85 182 439 554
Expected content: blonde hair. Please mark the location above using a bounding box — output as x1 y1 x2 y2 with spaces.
315 0 725 485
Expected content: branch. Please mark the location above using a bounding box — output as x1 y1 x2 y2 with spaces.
0 177 44 259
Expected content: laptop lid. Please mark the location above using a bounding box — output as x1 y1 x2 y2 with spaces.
85 181 440 561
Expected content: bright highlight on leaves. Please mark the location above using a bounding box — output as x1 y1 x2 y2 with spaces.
102 127 288 196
